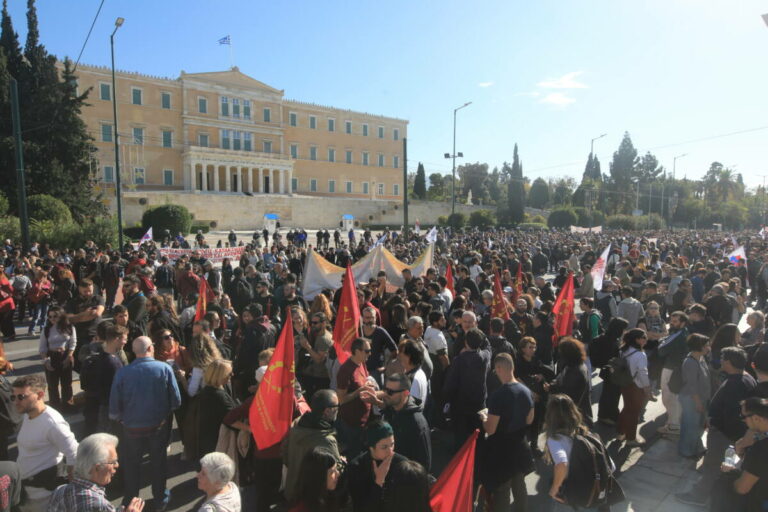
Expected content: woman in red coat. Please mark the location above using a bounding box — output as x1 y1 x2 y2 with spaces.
0 265 16 342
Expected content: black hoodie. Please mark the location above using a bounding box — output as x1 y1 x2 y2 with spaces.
382 396 431 471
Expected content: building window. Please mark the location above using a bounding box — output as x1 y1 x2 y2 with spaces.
244 132 252 151
263 140 272 153
132 127 144 145
377 183 384 195
221 96 229 116
99 83 111 101
309 115 317 129
198 97 208 114
290 144 298 159
233 98 240 118
162 130 172 148
292 178 298 192
199 133 209 147
328 180 336 193
362 182 369 194
393 155 399 168
233 131 242 151
161 92 171 110
310 146 317 161
163 169 174 186
133 167 145 185
393 184 400 196
345 181 352 194
378 154 385 167
378 126 384 139
310 179 317 192
345 150 352 164
328 118 335 132
131 88 142 105
345 120 352 134
362 152 369 166
362 123 369 136
263 108 271 123
221 129 231 149
243 100 251 119
394 128 399 141
101 124 113 143
103 166 114 183
289 112 297 126
328 148 336 163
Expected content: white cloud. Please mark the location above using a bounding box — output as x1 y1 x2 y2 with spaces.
515 91 541 97
478 81 494 88
537 71 588 89
539 92 576 106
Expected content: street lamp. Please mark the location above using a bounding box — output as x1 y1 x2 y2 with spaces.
590 133 606 157
445 101 471 215
111 17 125 250
672 153 688 180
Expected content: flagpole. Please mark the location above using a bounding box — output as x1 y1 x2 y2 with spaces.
229 42 234 68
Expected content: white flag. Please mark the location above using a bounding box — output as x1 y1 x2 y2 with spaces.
140 227 153 244
373 233 388 247
591 244 611 287
425 226 438 244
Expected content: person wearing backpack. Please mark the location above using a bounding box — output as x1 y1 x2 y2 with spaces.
544 393 622 511
616 329 651 446
678 333 712 459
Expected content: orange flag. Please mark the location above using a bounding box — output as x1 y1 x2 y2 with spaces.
249 312 295 449
194 278 211 322
514 260 524 301
552 272 575 345
445 262 455 297
429 429 479 512
491 270 510 320
332 264 361 365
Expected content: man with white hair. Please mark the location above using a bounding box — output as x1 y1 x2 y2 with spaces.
109 336 181 511
48 433 145 511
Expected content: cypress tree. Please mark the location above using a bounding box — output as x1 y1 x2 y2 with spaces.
507 144 526 224
413 162 427 199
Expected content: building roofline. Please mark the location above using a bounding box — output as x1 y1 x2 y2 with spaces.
284 98 408 124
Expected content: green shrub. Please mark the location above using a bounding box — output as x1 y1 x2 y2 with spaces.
518 222 547 230
592 211 606 226
30 217 117 249
530 214 547 224
0 192 9 217
81 217 118 248
123 226 147 240
437 216 448 227
0 216 20 241
142 204 192 237
547 207 578 228
605 213 665 230
191 223 211 234
469 210 496 229
27 194 72 224
446 212 466 229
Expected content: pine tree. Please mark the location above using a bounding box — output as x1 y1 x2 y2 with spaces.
528 177 550 209
413 162 427 199
0 0 22 76
507 144 526 224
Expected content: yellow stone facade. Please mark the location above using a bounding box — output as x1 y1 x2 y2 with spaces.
71 64 407 199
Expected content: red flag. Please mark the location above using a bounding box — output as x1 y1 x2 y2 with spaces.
429 429 479 512
491 271 510 320
194 278 211 322
514 261 524 301
445 262 455 297
332 265 361 365
552 272 575 345
249 313 296 449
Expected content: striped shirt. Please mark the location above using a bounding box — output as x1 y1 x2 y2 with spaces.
48 478 114 511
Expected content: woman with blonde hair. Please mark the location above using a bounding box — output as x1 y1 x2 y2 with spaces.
197 360 238 458
180 333 222 397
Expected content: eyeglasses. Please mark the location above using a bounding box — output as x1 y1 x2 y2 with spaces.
162 334 174 340
363 349 372 354
384 388 405 396
100 460 119 467
10 393 31 402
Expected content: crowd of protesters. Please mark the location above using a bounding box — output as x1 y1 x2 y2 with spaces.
0 225 767 511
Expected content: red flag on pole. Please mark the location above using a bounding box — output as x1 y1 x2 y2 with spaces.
249 312 296 449
194 278 211 322
491 270 510 320
514 260 524 301
445 262 455 297
332 265 361 365
429 429 479 512
552 272 575 345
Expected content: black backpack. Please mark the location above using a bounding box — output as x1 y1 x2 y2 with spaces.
562 432 624 508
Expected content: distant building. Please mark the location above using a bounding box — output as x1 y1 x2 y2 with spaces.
70 64 407 199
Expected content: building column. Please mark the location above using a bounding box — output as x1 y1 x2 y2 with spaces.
270 169 276 194
237 167 242 193
188 162 196 191
201 164 208 192
224 165 231 192
288 169 293 196
278 170 284 194
213 165 220 192
258 169 264 193
249 168 255 193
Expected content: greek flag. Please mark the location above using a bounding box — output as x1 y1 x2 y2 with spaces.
218 35 231 45
425 226 438 244
139 227 153 245
373 233 388 248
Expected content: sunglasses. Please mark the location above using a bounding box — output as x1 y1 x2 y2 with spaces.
384 388 405 396
310 321 322 325
162 334 174 340
10 393 31 402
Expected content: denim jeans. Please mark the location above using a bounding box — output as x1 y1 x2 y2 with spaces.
120 421 172 506
28 302 48 332
678 394 706 457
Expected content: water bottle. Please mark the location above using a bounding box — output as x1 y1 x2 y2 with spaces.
723 445 739 469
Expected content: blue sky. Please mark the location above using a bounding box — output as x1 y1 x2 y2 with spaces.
7 0 768 187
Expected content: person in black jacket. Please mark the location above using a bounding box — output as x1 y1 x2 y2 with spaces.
591 317 630 425
546 337 593 426
196 359 238 458
378 373 432 471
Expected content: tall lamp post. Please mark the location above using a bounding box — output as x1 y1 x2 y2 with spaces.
590 133 606 157
672 153 687 180
445 101 472 216
111 17 125 250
